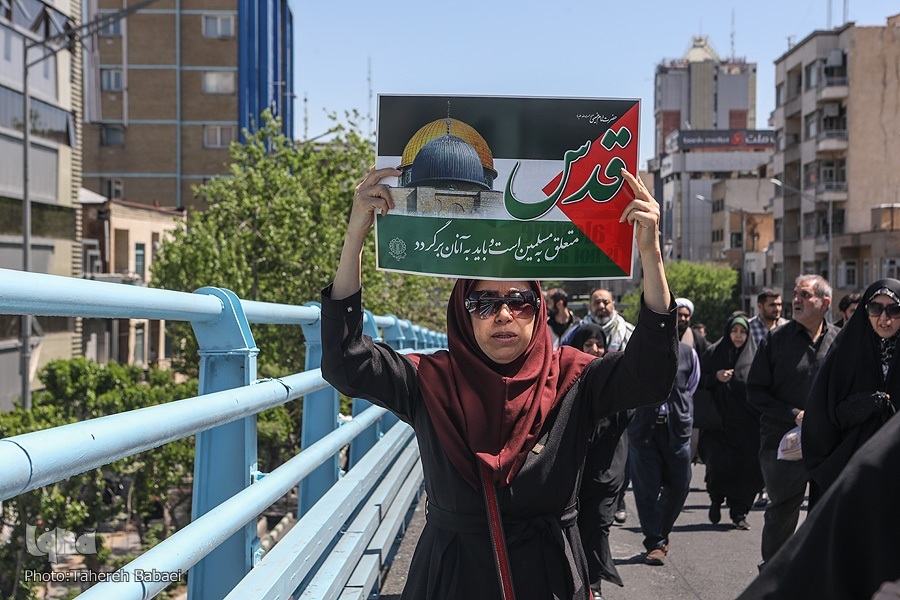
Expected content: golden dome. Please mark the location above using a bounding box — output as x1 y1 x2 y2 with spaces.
400 118 496 175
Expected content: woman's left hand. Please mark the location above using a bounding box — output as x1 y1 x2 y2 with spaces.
619 168 661 253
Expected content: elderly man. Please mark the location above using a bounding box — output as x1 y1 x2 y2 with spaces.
578 288 635 352
748 289 789 347
546 288 581 349
675 297 708 357
747 274 838 570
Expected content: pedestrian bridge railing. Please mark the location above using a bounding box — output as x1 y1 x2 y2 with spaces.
0 268 445 599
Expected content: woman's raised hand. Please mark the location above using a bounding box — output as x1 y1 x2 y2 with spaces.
619 168 661 253
347 167 400 242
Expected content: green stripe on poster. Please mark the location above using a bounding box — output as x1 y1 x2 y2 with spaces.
376 214 629 279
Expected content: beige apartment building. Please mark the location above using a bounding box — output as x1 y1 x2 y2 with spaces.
81 191 181 367
770 14 900 310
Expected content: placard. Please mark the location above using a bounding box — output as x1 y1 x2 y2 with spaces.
374 94 640 280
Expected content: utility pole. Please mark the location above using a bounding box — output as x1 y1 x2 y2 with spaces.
19 0 160 409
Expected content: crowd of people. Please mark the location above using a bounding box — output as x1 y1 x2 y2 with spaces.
547 279 899 599
322 166 899 600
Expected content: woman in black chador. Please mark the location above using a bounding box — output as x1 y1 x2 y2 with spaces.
320 166 677 600
568 324 632 600
698 314 763 529
803 278 900 504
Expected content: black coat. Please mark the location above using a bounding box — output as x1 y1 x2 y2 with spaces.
698 320 763 505
738 410 900 599
320 289 677 600
803 279 900 499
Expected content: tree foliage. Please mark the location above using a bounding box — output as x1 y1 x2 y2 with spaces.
150 111 452 378
0 359 197 599
620 261 740 341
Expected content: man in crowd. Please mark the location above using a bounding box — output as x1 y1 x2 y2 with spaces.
747 274 838 570
578 288 635 352
748 289 789 347
628 341 699 566
546 288 581 349
675 297 708 357
834 292 861 327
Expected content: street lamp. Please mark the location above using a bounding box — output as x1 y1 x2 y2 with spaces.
19 0 159 408
769 178 834 288
697 194 747 311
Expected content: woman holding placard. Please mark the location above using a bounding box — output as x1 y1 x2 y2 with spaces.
320 166 677 600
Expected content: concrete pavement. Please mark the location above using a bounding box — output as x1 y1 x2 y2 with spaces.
380 462 808 599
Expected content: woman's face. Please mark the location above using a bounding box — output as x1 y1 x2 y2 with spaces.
470 280 535 364
729 323 748 349
868 294 900 339
581 337 606 357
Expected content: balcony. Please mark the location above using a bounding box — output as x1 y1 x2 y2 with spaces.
817 180 848 203
783 93 803 117
816 129 848 153
817 77 849 101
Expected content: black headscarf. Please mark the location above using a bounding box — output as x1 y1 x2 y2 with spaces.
703 314 755 387
566 323 608 355
803 278 900 496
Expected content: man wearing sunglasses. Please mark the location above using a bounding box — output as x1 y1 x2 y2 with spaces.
747 274 838 571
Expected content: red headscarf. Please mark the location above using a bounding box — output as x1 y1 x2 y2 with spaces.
409 279 595 489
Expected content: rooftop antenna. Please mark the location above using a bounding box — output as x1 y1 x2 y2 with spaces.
827 0 832 29
730 8 736 60
843 0 849 25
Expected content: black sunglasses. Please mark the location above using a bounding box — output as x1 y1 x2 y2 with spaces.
867 302 900 319
465 290 540 320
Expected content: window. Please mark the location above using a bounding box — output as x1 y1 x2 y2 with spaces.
775 84 784 107
803 212 817 238
803 161 817 188
101 68 123 92
134 323 145 365
203 125 236 148
99 18 121 37
773 263 783 287
804 112 818 140
730 231 743 249
203 15 234 38
202 71 235 94
101 125 124 146
774 218 783 242
805 62 819 89
839 260 857 288
135 243 145 280
104 179 123 199
729 109 748 129
885 259 900 279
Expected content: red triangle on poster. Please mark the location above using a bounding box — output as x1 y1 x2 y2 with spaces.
541 104 640 275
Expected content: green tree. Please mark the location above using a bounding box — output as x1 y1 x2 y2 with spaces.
620 261 740 341
151 110 452 380
0 359 197 599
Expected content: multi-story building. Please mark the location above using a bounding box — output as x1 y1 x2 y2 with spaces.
658 128 774 265
82 0 294 211
652 36 760 264
769 13 900 312
0 0 83 411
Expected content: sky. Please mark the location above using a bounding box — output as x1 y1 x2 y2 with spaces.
292 0 898 170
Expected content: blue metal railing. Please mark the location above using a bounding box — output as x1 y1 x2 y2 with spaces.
0 267 445 599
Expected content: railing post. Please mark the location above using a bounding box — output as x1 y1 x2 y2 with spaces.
399 319 414 349
298 302 340 515
348 310 382 468
188 287 259 600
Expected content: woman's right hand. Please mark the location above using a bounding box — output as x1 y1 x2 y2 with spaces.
347 167 400 241
716 369 734 383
